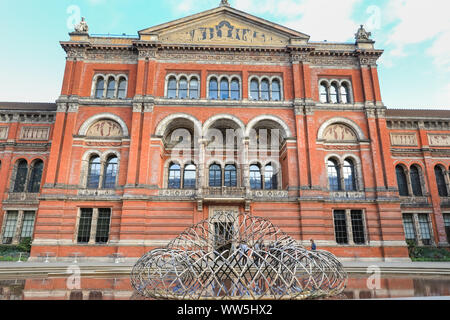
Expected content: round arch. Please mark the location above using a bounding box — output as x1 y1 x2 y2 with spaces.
317 117 366 141
245 115 292 138
78 113 129 137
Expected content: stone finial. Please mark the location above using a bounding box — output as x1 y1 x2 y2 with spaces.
220 0 230 7
355 24 372 42
74 17 89 33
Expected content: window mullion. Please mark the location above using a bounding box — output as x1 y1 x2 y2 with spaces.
347 210 354 245
89 208 99 245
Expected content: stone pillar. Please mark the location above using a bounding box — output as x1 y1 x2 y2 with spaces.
12 210 24 245
88 208 99 245
126 103 143 186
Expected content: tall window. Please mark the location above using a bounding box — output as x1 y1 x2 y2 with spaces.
106 77 116 99
328 159 341 191
396 165 409 196
183 164 197 189
435 166 448 197
77 209 93 244
220 79 229 100
410 165 423 196
272 79 281 101
343 159 356 191
351 211 365 244
250 165 262 190
168 163 181 189
418 214 432 245
103 156 118 189
403 214 416 242
117 77 127 99
167 77 177 99
95 209 111 244
209 164 222 187
20 211 36 241
260 79 270 101
319 83 329 103
178 77 188 99
2 211 18 244
330 83 339 103
87 156 101 189
95 77 105 99
13 160 28 193
230 79 240 100
333 210 348 244
209 78 219 100
341 83 350 104
224 164 237 187
444 214 450 244
264 164 278 190
250 79 259 100
189 78 199 99
28 160 44 193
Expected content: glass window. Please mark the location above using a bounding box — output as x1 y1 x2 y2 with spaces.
260 79 270 101
87 156 101 189
103 156 118 189
230 79 240 100
250 165 262 190
20 211 36 240
351 211 365 244
95 77 105 99
224 164 237 187
220 79 229 100
334 210 348 244
272 79 281 101
95 208 111 244
77 209 92 243
330 83 339 103
117 78 127 99
183 164 196 189
178 77 188 99
209 78 218 100
2 211 18 244
28 160 44 193
264 164 278 190
410 165 423 197
189 78 199 99
320 83 328 103
167 77 177 99
343 159 357 191
418 214 431 245
435 166 448 197
106 78 116 99
250 79 259 100
328 159 341 191
340 83 350 104
168 163 181 189
13 160 28 193
209 164 222 187
396 165 409 196
444 214 450 244
403 214 416 242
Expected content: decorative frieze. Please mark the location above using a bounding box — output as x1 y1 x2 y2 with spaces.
86 120 123 138
323 124 358 142
251 190 288 199
390 133 418 147
0 127 9 140
19 127 50 141
428 134 450 147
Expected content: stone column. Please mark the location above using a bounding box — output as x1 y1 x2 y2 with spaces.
12 210 24 245
88 208 99 245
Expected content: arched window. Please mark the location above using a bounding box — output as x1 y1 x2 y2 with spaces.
117 77 127 99
330 83 339 103
87 156 101 189
260 79 270 101
178 77 188 99
28 160 44 193
168 163 181 189
250 164 262 190
183 164 196 189
103 156 118 189
250 79 259 100
224 164 237 187
230 79 240 100
340 83 350 104
13 160 28 193
220 79 229 100
209 78 218 100
209 164 222 187
264 163 278 190
319 83 328 103
272 79 281 101
396 165 409 196
435 166 448 197
328 159 341 191
189 78 199 99
343 159 357 191
106 77 116 99
410 165 423 197
95 77 105 99
167 77 177 99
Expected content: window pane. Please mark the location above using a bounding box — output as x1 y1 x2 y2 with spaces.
13 160 28 193
351 211 365 244
250 165 262 190
2 211 18 244
260 80 270 101
224 164 237 187
95 209 111 244
418 214 431 245
435 166 448 197
343 160 356 191
95 78 104 99
272 80 281 101
264 164 278 190
77 209 92 243
328 160 341 191
106 78 116 98
334 211 348 244
21 211 35 239
410 166 423 196
230 79 240 100
179 78 188 99
330 84 338 103
118 78 127 99
209 164 222 187
189 79 199 99
250 80 259 100
403 214 416 241
396 166 409 196
168 164 181 189
340 84 350 104
220 79 229 100
28 160 44 193
168 77 177 99
183 164 196 189
209 78 218 100
103 157 118 189
87 156 101 189
320 84 328 103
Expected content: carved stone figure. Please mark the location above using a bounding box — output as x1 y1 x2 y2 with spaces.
74 17 89 33
220 0 230 6
355 25 371 41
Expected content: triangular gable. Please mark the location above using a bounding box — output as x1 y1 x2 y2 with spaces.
139 6 309 47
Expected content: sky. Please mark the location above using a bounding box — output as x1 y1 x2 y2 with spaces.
0 0 449 109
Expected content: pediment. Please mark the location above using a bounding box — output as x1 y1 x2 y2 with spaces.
139 6 309 47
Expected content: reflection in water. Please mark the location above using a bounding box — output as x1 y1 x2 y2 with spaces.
0 275 449 300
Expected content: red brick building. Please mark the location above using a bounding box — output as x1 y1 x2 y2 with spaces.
0 3 449 261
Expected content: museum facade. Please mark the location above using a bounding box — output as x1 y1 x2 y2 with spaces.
0 2 449 261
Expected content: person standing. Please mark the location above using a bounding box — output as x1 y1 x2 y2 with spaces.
310 239 317 251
